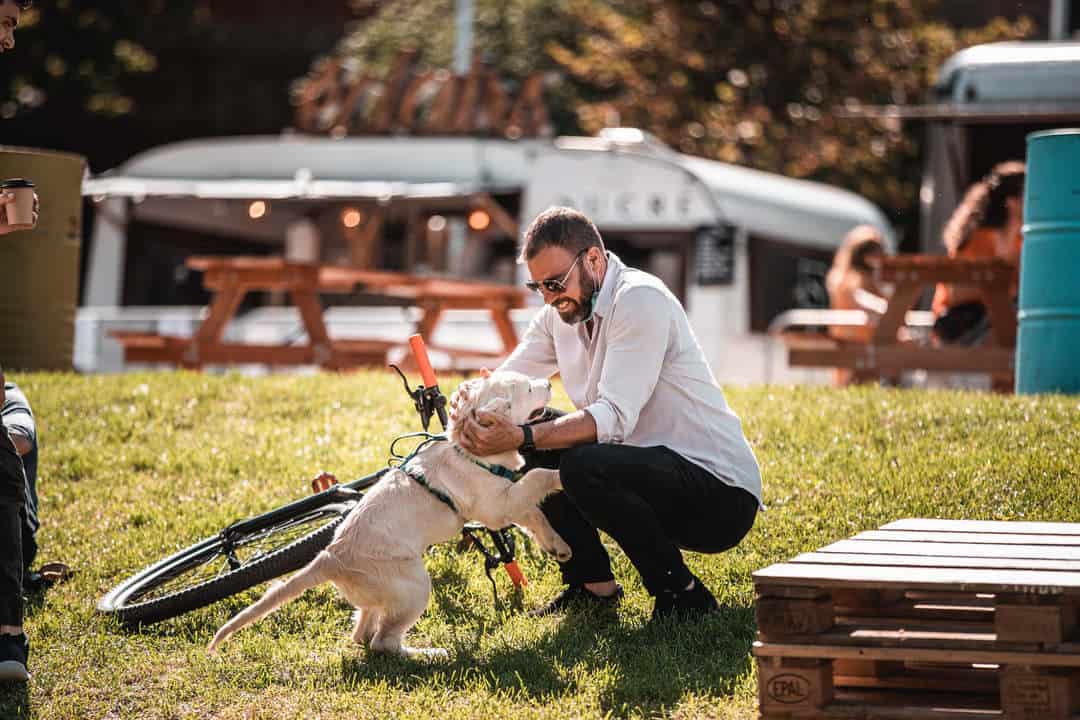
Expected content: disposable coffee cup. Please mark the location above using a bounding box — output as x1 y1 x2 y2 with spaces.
1 178 35 226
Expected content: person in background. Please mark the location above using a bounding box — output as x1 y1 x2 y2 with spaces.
825 225 888 385
0 0 32 56
0 366 31 682
0 0 38 683
931 161 1026 346
2 374 38 581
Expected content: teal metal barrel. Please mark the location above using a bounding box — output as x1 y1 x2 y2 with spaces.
1018 129 1080 394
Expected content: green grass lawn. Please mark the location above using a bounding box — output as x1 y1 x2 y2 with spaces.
2 371 1079 719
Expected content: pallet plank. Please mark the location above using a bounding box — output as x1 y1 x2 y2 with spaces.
882 519 1080 536
754 562 1080 594
820 539 1080 562
857 530 1080 546
753 640 1080 666
792 552 1080 573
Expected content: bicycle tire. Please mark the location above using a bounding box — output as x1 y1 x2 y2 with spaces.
98 501 354 627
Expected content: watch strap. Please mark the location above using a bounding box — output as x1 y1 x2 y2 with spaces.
518 423 535 453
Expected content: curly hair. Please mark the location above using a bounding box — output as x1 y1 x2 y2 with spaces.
942 161 1026 254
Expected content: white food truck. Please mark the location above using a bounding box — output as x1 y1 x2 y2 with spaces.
79 127 892 382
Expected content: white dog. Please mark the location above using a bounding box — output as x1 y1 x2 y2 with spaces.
207 371 569 659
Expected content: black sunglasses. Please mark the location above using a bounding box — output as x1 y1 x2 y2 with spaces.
525 249 588 295
13 1 33 9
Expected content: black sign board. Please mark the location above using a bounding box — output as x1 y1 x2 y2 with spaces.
695 225 736 286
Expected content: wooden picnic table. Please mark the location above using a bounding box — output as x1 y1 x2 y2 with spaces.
778 254 1017 382
111 256 526 370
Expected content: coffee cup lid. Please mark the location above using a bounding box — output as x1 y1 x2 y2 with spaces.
1 178 34 189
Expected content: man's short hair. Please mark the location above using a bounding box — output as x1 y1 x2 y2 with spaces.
518 206 604 263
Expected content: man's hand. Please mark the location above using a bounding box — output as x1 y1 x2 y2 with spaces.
448 367 492 426
0 191 39 235
458 409 523 456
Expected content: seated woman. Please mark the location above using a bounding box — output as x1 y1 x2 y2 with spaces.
825 225 888 385
932 161 1025 346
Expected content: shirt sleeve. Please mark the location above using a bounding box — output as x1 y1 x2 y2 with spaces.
583 287 671 443
497 307 560 379
2 384 36 445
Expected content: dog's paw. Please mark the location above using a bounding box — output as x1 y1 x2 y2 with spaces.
405 646 449 661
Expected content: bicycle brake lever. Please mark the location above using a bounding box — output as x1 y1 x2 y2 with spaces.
390 364 434 430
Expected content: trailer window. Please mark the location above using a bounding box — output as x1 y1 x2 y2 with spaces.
748 234 833 333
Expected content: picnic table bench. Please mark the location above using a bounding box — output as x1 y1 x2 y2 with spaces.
773 255 1017 382
753 518 1080 720
111 256 526 371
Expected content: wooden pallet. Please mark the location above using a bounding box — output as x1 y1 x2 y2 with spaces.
753 518 1080 720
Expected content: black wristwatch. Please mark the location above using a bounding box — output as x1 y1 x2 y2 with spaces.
518 424 536 453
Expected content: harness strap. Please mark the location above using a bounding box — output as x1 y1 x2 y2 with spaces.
452 445 523 482
400 463 459 515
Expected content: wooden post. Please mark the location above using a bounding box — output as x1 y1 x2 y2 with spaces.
996 596 1078 644
755 594 834 640
347 207 384 269
487 300 519 353
186 278 246 368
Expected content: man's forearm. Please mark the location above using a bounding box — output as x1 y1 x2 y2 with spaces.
9 432 30 457
531 409 598 449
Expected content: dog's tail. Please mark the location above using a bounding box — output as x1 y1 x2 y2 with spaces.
207 551 334 654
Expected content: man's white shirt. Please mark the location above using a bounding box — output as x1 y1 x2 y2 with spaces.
499 252 763 506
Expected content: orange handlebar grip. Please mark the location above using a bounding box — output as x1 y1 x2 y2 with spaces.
409 334 438 389
503 561 528 587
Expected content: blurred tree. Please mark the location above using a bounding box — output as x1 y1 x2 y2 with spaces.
332 0 1035 244
548 0 1035 241
332 0 588 134
1 1 370 174
0 0 203 121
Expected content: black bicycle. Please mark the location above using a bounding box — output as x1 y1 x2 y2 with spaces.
97 335 526 627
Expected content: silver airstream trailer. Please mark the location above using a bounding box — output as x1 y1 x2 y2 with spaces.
80 128 891 382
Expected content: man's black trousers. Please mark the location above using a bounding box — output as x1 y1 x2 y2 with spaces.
525 442 758 597
0 427 26 626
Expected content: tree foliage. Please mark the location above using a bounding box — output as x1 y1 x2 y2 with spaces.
548 0 1034 231
334 0 1035 238
0 0 204 121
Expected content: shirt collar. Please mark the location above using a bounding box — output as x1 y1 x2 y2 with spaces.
591 251 622 321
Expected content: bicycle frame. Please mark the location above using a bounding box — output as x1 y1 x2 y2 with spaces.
216 470 386 567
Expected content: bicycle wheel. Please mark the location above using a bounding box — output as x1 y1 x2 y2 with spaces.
98 501 354 627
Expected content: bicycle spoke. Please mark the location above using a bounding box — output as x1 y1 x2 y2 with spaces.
131 510 343 604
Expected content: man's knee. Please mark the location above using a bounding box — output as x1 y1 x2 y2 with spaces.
559 444 613 497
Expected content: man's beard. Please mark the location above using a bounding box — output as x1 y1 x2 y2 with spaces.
554 271 598 325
